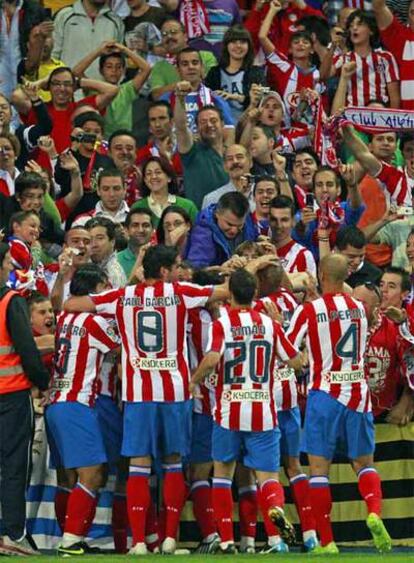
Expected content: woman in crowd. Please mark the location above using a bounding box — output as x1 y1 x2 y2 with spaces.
205 25 266 121
156 205 193 257
131 157 198 227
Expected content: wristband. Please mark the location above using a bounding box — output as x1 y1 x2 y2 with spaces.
32 98 42 106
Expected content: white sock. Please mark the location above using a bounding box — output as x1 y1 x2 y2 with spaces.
240 535 255 550
61 533 83 548
303 530 317 542
268 535 282 547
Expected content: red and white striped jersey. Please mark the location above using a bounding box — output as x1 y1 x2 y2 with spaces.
50 312 120 406
333 50 399 107
92 281 213 403
375 162 414 207
276 239 317 277
208 308 299 431
97 317 119 400
380 16 414 110
254 290 299 411
187 307 216 415
266 50 322 107
286 293 370 412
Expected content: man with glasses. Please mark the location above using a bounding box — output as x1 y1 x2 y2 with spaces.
13 67 119 154
150 18 217 100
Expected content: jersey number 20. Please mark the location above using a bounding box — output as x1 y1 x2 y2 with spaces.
224 341 271 385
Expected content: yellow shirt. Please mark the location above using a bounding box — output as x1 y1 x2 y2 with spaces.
23 58 66 102
44 0 74 14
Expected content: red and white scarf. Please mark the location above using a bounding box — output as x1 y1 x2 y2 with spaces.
180 0 210 39
170 83 213 111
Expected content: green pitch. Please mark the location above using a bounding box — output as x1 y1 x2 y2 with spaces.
12 553 412 562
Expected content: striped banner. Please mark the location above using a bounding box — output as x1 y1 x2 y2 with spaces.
23 417 414 549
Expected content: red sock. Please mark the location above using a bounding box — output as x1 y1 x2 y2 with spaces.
127 466 151 545
212 478 234 543
309 476 333 546
191 481 216 539
290 474 316 533
162 464 187 539
158 505 166 544
358 468 382 516
112 494 128 553
238 486 258 539
260 479 285 514
64 484 98 537
258 488 280 537
145 499 160 551
55 487 70 533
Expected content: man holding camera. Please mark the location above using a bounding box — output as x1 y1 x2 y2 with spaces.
54 111 113 226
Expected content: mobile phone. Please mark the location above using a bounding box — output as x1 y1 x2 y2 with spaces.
305 193 314 208
44 7 53 18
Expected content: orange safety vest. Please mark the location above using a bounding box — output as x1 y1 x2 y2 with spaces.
0 290 30 395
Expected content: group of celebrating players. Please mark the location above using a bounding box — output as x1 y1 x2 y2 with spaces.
36 244 400 557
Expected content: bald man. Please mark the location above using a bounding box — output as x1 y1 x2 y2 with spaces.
201 145 252 209
286 254 391 555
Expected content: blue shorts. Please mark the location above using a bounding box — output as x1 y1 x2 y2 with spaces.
278 406 301 458
189 412 213 464
122 401 192 459
45 402 107 469
302 390 375 460
95 395 123 470
212 423 280 472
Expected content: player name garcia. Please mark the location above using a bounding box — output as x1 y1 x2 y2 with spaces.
121 296 181 307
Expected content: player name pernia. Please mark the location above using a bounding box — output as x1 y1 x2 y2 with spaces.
230 324 266 337
316 308 365 323
120 295 181 307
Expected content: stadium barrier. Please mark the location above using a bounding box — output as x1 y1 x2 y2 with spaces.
23 417 414 549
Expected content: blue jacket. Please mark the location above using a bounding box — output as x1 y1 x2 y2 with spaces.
185 204 258 268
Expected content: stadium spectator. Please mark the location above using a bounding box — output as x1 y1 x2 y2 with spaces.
156 205 193 258
186 191 258 268
117 208 154 278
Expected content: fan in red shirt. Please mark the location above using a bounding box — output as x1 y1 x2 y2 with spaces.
14 67 118 155
245 0 323 56
353 283 412 420
373 0 414 109
259 2 323 111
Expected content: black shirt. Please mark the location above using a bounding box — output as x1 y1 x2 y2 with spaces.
346 260 383 288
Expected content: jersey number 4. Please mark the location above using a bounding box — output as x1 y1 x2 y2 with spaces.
335 323 360 364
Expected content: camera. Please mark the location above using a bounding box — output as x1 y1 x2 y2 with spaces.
258 86 271 107
70 132 97 144
396 206 413 216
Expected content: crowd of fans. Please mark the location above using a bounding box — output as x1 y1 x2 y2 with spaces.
0 0 413 557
